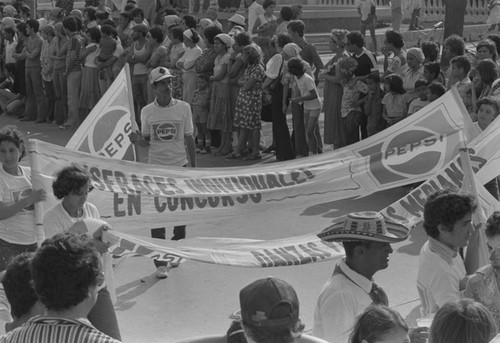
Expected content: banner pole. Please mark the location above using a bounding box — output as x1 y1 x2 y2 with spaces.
124 63 140 162
28 139 46 247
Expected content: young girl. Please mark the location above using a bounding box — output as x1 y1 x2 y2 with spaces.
382 74 408 126
229 45 265 160
191 74 211 154
80 27 102 119
207 33 233 156
288 57 323 155
0 126 46 271
350 305 410 343
423 62 445 85
362 73 386 137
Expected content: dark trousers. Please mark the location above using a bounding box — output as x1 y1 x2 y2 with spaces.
43 80 55 122
271 83 295 160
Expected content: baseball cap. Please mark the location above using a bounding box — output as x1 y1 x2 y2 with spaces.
150 67 175 84
240 277 299 328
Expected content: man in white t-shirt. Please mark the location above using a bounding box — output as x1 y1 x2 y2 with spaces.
417 189 479 317
129 67 196 279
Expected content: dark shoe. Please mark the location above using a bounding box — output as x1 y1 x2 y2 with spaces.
262 145 275 154
35 120 46 124
242 153 262 161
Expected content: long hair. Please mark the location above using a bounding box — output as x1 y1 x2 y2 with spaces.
349 305 408 343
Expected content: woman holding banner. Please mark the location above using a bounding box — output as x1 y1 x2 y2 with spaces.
43 164 121 341
0 125 46 272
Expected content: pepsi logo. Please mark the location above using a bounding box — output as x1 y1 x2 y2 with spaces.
155 123 177 141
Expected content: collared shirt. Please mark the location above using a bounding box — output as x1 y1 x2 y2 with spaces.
313 259 375 343
352 47 378 77
0 316 121 343
417 237 465 317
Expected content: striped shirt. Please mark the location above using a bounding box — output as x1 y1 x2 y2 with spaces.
65 33 85 73
0 316 121 343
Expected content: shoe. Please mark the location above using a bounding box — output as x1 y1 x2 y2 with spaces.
155 266 169 279
200 148 209 154
243 153 262 161
196 146 203 153
35 120 46 124
225 152 241 160
262 145 275 154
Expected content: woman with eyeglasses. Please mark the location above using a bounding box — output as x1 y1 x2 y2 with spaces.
43 163 121 341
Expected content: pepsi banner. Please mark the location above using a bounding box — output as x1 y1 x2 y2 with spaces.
29 88 476 232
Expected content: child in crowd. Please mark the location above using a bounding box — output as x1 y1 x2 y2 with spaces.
288 57 323 155
362 73 385 137
382 73 407 126
356 0 377 52
449 55 473 116
349 305 409 343
131 8 149 28
423 61 445 85
476 96 499 131
96 24 117 81
427 82 446 102
338 57 368 145
408 79 429 115
191 73 211 154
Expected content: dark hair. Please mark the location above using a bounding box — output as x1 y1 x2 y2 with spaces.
164 8 178 15
276 32 293 49
123 4 136 12
184 28 200 44
243 44 262 65
476 96 500 114
149 26 164 43
290 4 302 20
343 241 373 259
414 78 428 89
197 73 210 82
476 39 498 61
3 27 15 37
421 41 440 62
430 299 496 343
444 34 466 57
2 253 38 319
183 14 197 29
423 189 477 239
234 31 251 47
366 73 381 84
31 233 101 311
74 16 83 31
101 18 116 27
242 319 305 343
347 31 364 48
16 22 28 37
4 62 15 75
385 30 404 49
131 7 144 18
428 82 446 98
95 10 110 20
0 125 26 161
349 305 408 343
287 57 306 76
26 18 39 33
384 74 406 94
20 5 30 15
424 62 441 80
262 0 276 9
62 16 78 32
204 25 223 45
86 26 101 43
477 59 499 85
486 211 500 238
52 164 92 199
280 6 293 21
287 20 305 37
170 26 184 41
100 24 117 38
487 34 500 56
84 6 97 21
450 55 471 75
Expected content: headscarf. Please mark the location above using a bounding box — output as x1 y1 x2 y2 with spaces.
199 18 213 31
215 33 233 49
407 47 425 63
2 5 17 17
1 17 15 30
283 43 301 58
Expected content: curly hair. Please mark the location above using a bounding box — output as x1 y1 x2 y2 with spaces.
149 26 164 43
86 26 101 43
444 34 465 57
421 41 440 62
423 189 477 240
385 30 404 49
0 125 26 161
349 305 408 343
280 6 293 21
52 164 92 199
234 32 251 48
263 0 276 9
170 25 184 42
31 233 101 311
476 39 498 61
242 44 262 65
204 25 223 45
347 31 365 48
486 211 500 238
276 32 293 49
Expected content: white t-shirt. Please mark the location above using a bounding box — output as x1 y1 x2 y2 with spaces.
0 166 37 245
294 73 322 110
43 202 100 239
141 98 194 166
248 1 264 37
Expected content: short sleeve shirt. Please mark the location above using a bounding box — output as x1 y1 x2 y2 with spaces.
294 73 322 110
352 48 378 76
382 92 407 119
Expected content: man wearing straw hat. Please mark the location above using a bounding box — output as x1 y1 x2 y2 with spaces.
313 211 409 343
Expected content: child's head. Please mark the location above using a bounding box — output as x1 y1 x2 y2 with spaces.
0 125 26 162
414 79 429 100
287 57 306 77
450 55 471 79
338 57 358 78
4 63 15 77
131 7 144 23
365 73 381 93
476 97 500 130
100 24 117 39
421 41 440 62
349 305 409 343
86 26 101 43
423 62 441 83
196 73 210 90
384 74 405 94
427 82 446 102
476 39 498 61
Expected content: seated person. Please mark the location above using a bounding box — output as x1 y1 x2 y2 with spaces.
0 233 121 343
0 64 24 117
1 253 43 333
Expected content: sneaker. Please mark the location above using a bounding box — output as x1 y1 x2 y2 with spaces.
155 266 169 279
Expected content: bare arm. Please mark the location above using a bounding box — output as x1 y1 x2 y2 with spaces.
185 135 196 168
0 190 46 220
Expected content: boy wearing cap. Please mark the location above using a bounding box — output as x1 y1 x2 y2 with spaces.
129 67 196 279
417 189 480 317
313 211 409 343
239 277 304 343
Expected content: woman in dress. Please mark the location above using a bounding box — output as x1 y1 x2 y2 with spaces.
165 26 186 100
0 126 46 271
43 164 121 341
322 29 349 149
177 28 203 105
